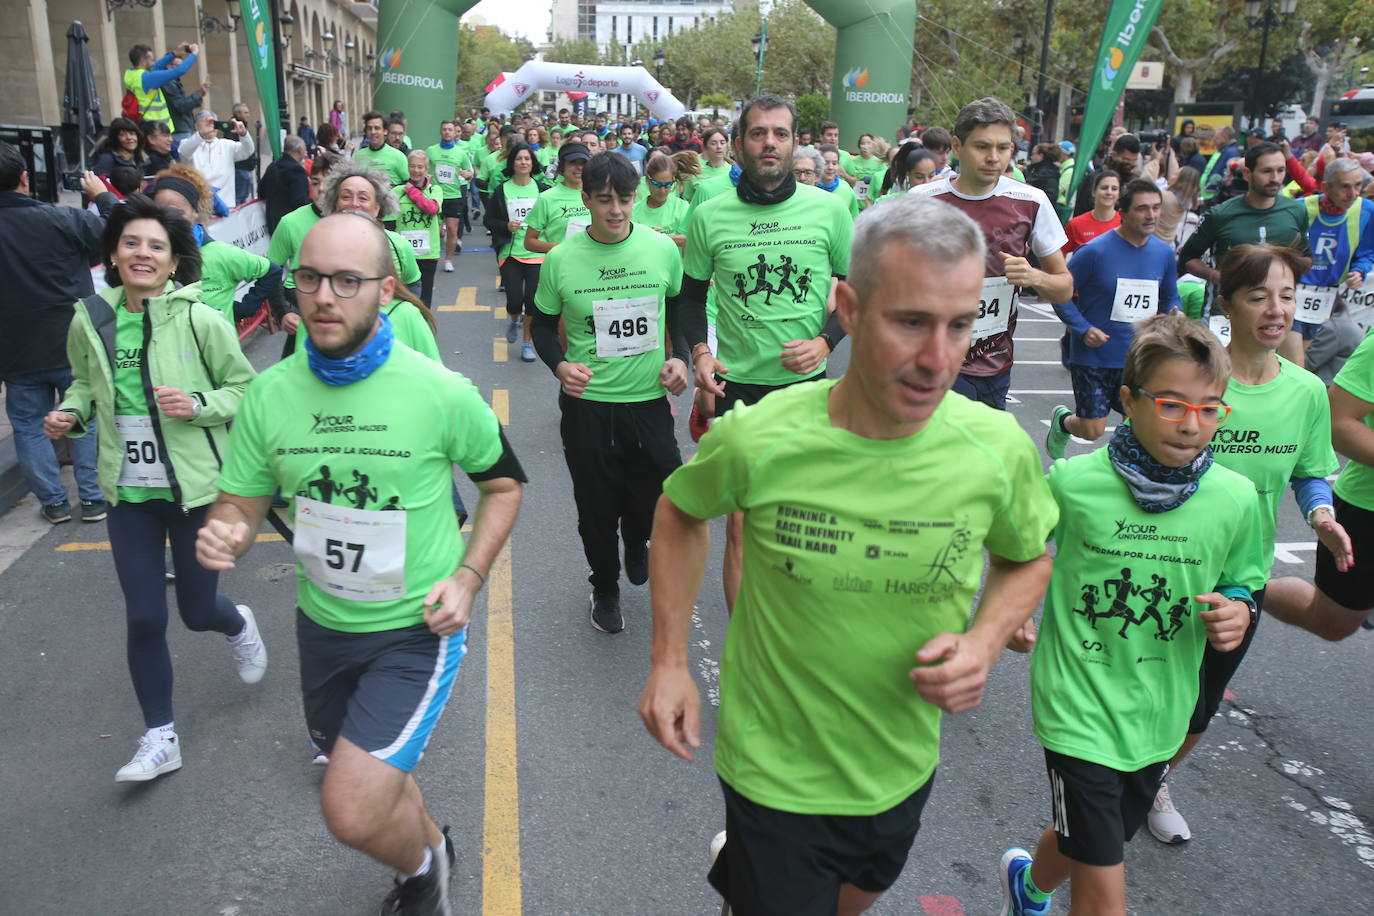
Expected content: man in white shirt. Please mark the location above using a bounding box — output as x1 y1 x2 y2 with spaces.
178 109 253 200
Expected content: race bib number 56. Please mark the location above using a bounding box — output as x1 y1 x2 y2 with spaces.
1296 284 1337 325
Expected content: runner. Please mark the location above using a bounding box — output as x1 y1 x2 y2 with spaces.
393 150 443 309
907 97 1072 410
1137 243 1346 845
43 195 264 783
791 147 822 187
631 151 690 247
317 162 422 300
1290 158 1374 356
483 144 550 363
1046 178 1180 458
267 152 339 347
353 111 409 187
874 145 935 200
641 194 1058 915
427 120 475 273
611 123 648 174
531 152 688 633
1062 170 1121 254
1000 313 1263 916
680 94 853 614
684 127 732 202
845 134 885 204
151 164 282 325
524 142 593 262
197 212 525 916
816 144 859 219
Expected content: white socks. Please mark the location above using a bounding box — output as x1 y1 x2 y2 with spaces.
148 723 177 743
404 846 433 880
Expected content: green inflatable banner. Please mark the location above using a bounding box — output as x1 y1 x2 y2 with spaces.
373 1 480 152
1067 0 1165 202
239 0 283 157
805 1 916 149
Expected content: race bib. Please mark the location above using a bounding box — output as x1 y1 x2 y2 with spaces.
401 230 430 257
1296 283 1337 325
544 163 558 182
435 163 457 185
508 198 535 224
974 277 1016 341
1110 277 1158 323
565 218 590 238
1209 314 1232 344
593 295 659 357
294 497 407 602
855 178 871 200
115 415 169 487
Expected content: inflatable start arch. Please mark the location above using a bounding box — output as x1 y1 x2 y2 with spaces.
484 62 686 121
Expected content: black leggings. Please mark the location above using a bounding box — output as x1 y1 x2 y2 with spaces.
417 258 438 310
499 258 541 318
1189 586 1265 734
108 500 245 728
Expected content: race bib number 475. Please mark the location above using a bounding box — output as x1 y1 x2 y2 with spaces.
1111 278 1158 323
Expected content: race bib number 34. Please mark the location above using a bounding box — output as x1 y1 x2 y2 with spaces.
115 414 169 487
294 497 407 602
1111 277 1158 323
974 277 1016 341
593 295 659 357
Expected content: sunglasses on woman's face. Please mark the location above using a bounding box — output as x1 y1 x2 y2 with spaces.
647 177 675 189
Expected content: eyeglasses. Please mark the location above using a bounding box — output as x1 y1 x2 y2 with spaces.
292 267 386 299
792 169 817 178
1134 388 1232 426
647 177 676 189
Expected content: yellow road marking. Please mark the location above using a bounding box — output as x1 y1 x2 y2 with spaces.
482 541 521 915
491 389 509 426
56 532 287 552
439 286 487 312
492 337 507 362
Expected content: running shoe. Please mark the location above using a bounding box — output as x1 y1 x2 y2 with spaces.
708 830 727 866
505 317 520 344
1147 782 1192 844
998 847 1051 916
689 402 712 443
228 605 268 684
624 540 649 586
41 502 71 524
115 733 182 783
1045 406 1072 461
80 499 109 522
589 591 624 634
520 341 536 363
442 260 454 273
312 750 330 766
379 840 451 916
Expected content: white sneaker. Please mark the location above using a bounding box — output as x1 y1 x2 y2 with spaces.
312 750 330 766
1147 782 1192 844
228 605 267 684
115 733 182 782
443 259 454 272
709 830 727 866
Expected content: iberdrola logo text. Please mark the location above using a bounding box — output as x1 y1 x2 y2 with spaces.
377 46 446 91
1100 0 1151 90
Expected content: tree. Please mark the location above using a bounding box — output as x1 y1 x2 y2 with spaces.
545 37 600 67
795 92 830 132
1296 0 1372 116
456 24 535 110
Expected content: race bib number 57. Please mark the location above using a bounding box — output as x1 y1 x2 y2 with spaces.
294 497 407 601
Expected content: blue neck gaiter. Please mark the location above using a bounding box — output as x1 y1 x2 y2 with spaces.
192 223 207 246
439 139 457 149
818 174 841 192
304 313 394 386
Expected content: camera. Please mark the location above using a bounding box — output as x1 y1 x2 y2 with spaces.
60 171 85 192
214 120 236 137
1138 131 1168 146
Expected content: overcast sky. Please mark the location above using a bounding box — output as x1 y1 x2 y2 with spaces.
463 0 553 43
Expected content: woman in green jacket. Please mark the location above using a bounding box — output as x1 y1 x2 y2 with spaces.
44 195 265 784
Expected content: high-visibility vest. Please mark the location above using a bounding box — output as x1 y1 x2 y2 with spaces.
123 68 172 127
1305 195 1365 278
1200 150 1224 200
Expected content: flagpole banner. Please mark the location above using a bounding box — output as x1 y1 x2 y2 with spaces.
1067 0 1165 202
804 1 916 149
240 0 283 157
484 62 686 121
374 1 481 152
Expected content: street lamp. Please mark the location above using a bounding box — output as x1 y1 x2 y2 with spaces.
653 48 665 83
751 22 768 98
279 12 295 48
1243 0 1298 131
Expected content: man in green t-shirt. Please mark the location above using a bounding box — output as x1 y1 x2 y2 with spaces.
1266 326 1374 639
641 195 1057 914
680 94 854 615
353 111 409 187
530 153 689 633
427 119 475 273
196 213 526 915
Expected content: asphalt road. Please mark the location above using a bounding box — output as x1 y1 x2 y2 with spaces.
0 251 1370 916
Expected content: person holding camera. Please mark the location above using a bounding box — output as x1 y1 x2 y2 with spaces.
178 109 253 207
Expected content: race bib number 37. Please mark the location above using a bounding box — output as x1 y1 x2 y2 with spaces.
593 295 659 357
974 277 1016 341
294 497 407 602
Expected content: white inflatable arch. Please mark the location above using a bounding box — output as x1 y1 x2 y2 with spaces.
485 61 687 121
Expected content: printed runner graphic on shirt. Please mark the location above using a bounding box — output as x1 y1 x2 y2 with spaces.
295 464 403 511
1073 567 1193 641
399 206 430 231
731 252 815 306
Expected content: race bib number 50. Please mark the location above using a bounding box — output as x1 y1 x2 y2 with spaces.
593 295 659 357
974 277 1016 341
115 414 169 487
294 497 407 602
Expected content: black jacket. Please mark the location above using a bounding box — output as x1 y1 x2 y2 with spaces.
1025 160 1061 206
259 155 311 233
163 78 202 136
483 178 550 252
0 191 105 377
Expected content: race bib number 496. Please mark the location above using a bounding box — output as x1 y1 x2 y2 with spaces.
593 295 659 357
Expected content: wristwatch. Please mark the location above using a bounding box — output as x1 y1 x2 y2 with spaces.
1307 504 1335 529
818 330 839 353
1237 595 1258 627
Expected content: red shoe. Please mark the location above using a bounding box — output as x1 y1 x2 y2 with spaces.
689 402 712 442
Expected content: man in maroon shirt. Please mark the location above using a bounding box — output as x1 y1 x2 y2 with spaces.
666 116 704 154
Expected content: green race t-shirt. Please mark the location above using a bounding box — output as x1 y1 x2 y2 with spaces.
826 179 860 220
663 381 1058 814
526 182 591 246
685 161 733 202
632 194 690 237
497 180 542 261
534 225 682 403
858 164 886 206
267 203 321 290
384 229 423 284
113 306 174 502
384 299 440 362
1332 327 1374 511
427 142 473 199
353 143 409 186
393 181 443 260
1032 448 1267 771
1211 357 1338 573
199 239 272 323
684 184 852 385
218 345 503 633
